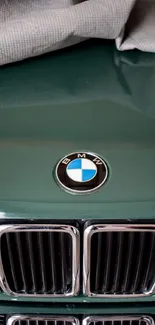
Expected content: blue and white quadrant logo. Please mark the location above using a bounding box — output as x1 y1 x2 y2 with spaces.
67 158 97 182
55 152 108 195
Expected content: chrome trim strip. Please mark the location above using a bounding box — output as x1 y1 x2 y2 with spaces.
83 316 154 325
83 224 155 297
7 315 80 325
0 224 80 297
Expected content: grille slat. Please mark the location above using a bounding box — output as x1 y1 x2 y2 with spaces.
1 224 79 296
141 232 155 291
112 232 124 293
15 233 27 292
5 233 19 292
130 232 145 293
101 232 113 293
121 232 134 293
48 232 57 293
37 232 47 293
26 232 37 293
59 233 67 293
95 232 102 291
85 224 155 297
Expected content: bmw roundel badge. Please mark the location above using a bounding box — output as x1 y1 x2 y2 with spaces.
55 152 108 194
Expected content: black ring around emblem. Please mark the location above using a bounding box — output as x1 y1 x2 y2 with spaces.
55 152 109 195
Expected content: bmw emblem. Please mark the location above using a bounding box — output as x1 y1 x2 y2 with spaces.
55 152 108 195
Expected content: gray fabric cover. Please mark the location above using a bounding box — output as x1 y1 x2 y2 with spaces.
0 0 155 65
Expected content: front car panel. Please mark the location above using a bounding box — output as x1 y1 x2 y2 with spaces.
0 41 155 304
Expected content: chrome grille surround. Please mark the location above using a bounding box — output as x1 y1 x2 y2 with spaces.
83 316 154 325
83 224 155 297
0 224 80 297
7 316 79 325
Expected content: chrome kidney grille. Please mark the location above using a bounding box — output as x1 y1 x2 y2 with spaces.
7 316 79 325
0 225 80 296
6 316 154 325
1 223 155 298
83 317 154 325
83 224 155 297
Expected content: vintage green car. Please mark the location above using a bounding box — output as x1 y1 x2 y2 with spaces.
0 40 155 325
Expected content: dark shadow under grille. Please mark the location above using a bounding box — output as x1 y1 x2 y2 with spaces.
90 230 155 295
1 229 74 295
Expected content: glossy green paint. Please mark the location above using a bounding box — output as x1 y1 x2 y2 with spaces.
0 41 155 303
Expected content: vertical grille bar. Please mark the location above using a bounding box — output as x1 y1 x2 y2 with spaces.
112 232 124 293
141 232 155 291
5 233 19 292
95 232 102 291
101 232 113 293
0 224 79 296
15 233 27 292
84 224 155 297
130 232 145 293
121 232 134 293
26 232 37 293
59 232 67 292
48 232 57 293
37 232 47 293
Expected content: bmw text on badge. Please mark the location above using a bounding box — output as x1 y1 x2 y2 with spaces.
55 152 108 194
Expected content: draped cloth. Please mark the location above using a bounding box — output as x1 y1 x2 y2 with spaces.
0 0 155 65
